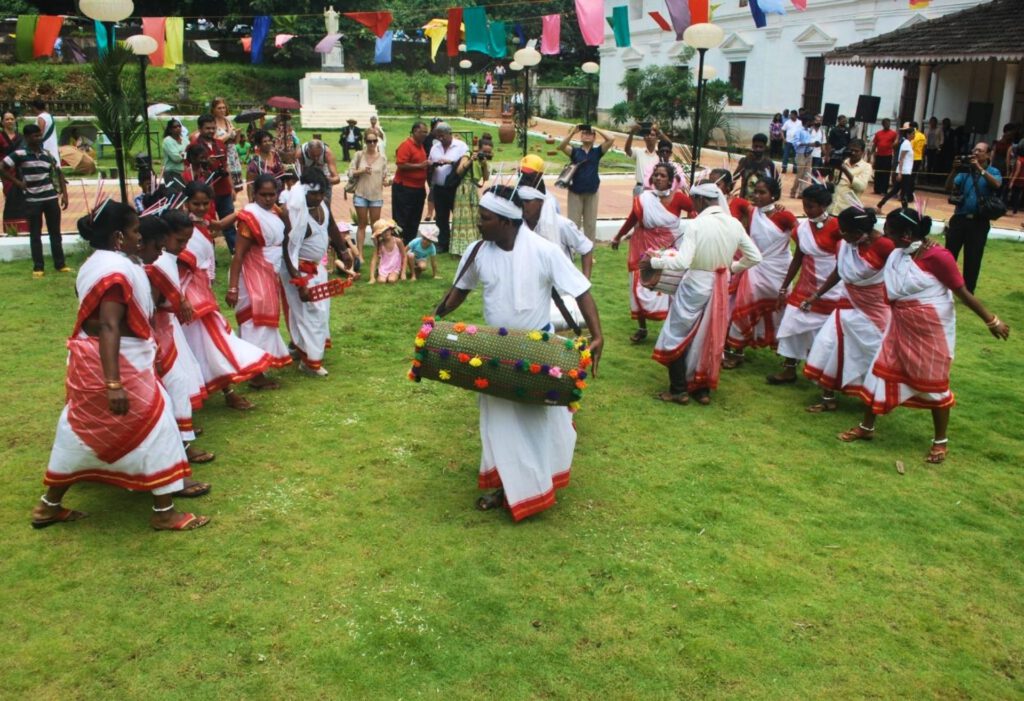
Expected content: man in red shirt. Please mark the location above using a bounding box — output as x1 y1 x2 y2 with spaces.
391 121 430 244
870 118 899 196
196 113 238 252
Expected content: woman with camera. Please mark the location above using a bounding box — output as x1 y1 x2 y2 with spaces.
943 142 1002 293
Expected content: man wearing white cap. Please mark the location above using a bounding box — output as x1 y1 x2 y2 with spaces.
437 185 604 522
641 182 762 405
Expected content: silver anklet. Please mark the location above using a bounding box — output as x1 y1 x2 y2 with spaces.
40 494 61 507
858 424 875 432
152 503 175 512
932 438 948 445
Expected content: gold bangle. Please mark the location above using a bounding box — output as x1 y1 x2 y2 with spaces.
105 380 123 390
986 316 1001 328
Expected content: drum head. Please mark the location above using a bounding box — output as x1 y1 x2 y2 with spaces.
639 266 661 290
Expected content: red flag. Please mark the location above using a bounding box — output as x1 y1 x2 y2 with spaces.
689 0 709 24
33 15 63 58
142 17 166 67
343 12 393 39
791 0 807 8
648 11 672 31
447 8 462 57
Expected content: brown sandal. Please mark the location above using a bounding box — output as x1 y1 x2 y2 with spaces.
630 328 649 344
476 489 505 511
656 391 689 405
224 390 254 411
926 439 948 464
838 424 874 442
806 396 838 413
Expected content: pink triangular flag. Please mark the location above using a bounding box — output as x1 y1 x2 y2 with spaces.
541 15 561 55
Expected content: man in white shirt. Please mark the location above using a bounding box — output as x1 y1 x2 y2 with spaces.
32 98 60 164
427 122 469 252
877 125 916 209
640 182 761 405
781 110 803 174
808 115 824 169
437 185 604 521
625 123 662 196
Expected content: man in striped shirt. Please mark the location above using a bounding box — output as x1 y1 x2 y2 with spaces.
1 124 69 276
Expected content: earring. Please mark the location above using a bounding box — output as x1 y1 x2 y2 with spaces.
114 232 125 251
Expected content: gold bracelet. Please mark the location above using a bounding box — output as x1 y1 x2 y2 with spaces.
105 380 123 390
985 316 1001 328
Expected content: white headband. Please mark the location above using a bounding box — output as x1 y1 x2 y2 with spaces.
479 192 523 219
689 183 721 200
516 186 545 202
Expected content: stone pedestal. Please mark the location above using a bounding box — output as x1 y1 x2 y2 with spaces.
299 72 378 128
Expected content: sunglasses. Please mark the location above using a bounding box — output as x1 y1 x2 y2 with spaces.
365 140 379 144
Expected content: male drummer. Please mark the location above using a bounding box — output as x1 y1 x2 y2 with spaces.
436 185 604 521
517 158 594 279
640 181 761 405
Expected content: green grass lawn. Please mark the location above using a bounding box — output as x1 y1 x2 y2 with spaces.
2 241 1023 699
55 116 633 181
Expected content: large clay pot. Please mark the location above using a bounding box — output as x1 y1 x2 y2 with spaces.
498 120 516 144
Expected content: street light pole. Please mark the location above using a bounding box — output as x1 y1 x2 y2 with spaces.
514 47 541 158
581 61 600 124
682 23 724 184
126 34 158 167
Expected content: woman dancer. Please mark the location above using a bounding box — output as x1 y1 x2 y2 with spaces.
281 170 351 377
838 208 1009 463
228 174 293 388
723 177 797 368
177 182 270 409
801 207 894 411
611 163 693 343
347 131 387 257
767 184 849 384
32 201 210 531
140 214 214 464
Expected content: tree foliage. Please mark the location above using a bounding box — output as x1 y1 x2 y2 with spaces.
89 43 146 199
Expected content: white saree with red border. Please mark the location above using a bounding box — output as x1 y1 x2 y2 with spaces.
44 250 190 495
728 207 793 349
281 191 331 370
178 226 272 392
863 247 957 413
234 203 291 367
628 192 680 322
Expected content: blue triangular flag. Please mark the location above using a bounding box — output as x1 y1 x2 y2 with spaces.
374 30 393 64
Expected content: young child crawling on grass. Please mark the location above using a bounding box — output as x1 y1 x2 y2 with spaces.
405 224 439 281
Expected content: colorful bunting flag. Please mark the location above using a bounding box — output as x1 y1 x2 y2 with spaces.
275 34 295 48
424 20 448 62
489 21 508 58
241 37 252 53
315 34 342 53
575 0 606 47
33 16 63 58
164 17 184 69
611 6 631 47
447 8 462 57
791 0 807 9
748 0 767 27
649 11 672 31
63 37 87 63
344 12 393 39
909 0 930 7
251 16 271 64
759 0 787 14
664 0 691 40
541 15 561 55
94 19 113 58
513 22 526 47
464 7 490 54
375 30 393 64
15 15 38 62
141 17 166 67
194 39 220 58
690 0 709 24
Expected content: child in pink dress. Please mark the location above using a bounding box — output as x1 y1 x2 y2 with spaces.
369 218 407 284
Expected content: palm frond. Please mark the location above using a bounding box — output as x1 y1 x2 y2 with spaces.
89 44 147 157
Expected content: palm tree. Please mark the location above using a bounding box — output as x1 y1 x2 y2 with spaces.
89 44 146 203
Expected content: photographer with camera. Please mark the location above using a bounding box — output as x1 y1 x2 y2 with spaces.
944 143 1002 293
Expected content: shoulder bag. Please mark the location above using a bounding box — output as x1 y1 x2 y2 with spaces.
972 170 1006 221
344 152 363 194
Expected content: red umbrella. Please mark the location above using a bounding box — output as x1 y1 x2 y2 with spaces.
266 96 301 110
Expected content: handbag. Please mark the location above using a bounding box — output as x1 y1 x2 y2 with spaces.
972 171 1006 220
554 161 580 189
344 153 362 194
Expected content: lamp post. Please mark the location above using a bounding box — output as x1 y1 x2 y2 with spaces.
581 61 599 124
80 0 134 56
80 0 135 202
513 47 541 157
125 34 157 165
682 22 724 183
459 58 472 117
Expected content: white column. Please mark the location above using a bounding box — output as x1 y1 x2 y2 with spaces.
862 63 875 96
913 63 931 125
998 62 1020 134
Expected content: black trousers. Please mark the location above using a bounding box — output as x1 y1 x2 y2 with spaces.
873 155 892 194
432 184 457 252
28 198 65 271
878 172 915 207
341 142 359 161
668 355 689 396
945 214 990 293
391 183 426 245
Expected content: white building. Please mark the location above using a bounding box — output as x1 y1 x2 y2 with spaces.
595 0 1020 143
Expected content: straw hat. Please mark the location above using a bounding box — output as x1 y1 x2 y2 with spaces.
419 224 439 243
371 218 400 238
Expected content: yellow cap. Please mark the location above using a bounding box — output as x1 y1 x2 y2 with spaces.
519 154 545 174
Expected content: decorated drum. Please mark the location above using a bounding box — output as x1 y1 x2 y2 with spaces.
409 318 591 408
639 249 684 295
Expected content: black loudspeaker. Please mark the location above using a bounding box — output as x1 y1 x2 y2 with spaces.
854 95 881 124
964 102 994 134
822 103 840 127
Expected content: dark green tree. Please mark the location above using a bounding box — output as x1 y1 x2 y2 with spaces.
89 43 146 201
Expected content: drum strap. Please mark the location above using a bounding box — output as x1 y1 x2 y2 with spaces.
551 289 582 337
435 240 484 316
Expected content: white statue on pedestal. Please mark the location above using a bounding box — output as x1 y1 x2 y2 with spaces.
323 5 344 71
